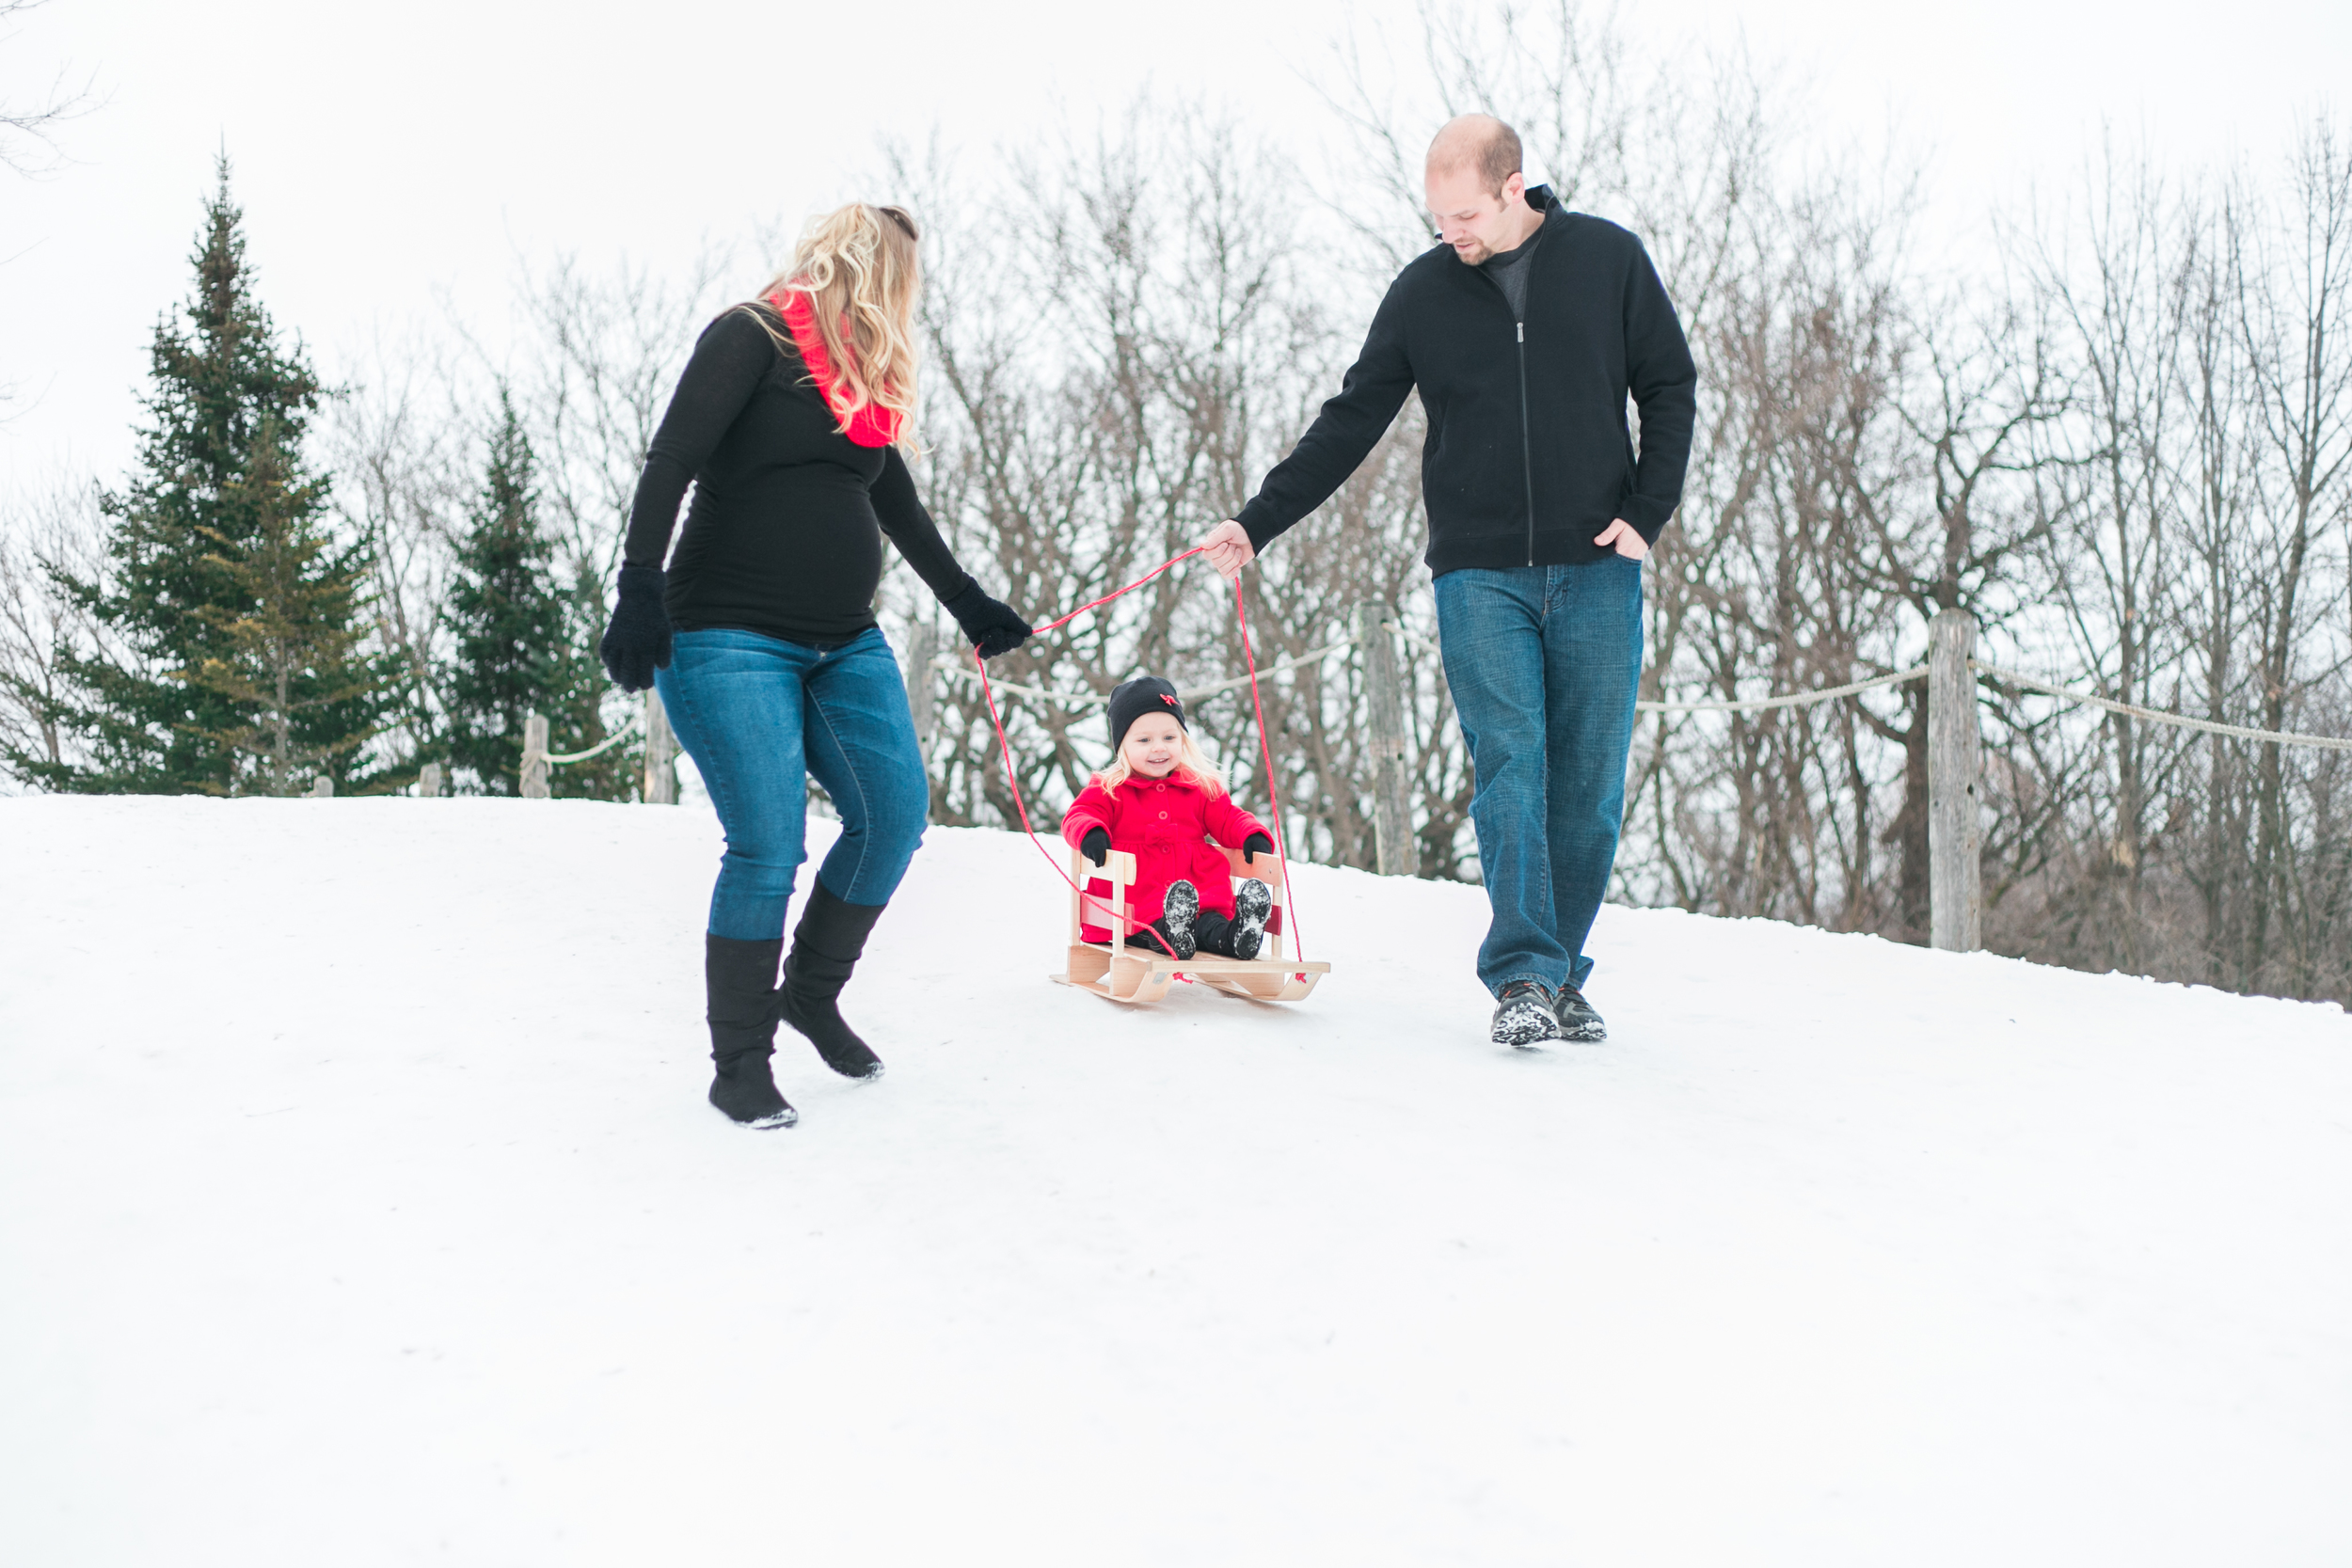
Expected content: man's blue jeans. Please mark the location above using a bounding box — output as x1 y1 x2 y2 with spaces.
1433 560 1644 997
655 626 930 941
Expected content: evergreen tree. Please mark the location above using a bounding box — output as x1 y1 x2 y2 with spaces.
183 413 395 794
442 392 618 797
7 157 380 793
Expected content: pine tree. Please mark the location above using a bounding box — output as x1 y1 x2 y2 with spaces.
183 413 394 794
7 157 374 793
442 392 618 797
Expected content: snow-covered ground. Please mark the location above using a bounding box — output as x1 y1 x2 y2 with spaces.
3 796 2348 1566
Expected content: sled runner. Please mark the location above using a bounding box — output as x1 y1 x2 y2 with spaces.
1050 844 1330 1005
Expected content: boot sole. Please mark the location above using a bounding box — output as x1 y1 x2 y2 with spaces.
709 1076 800 1129
1160 882 1200 959
1229 880 1272 959
712 1101 800 1130
1492 1015 1561 1049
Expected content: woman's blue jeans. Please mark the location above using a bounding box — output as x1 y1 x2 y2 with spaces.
1433 560 1644 998
655 626 930 941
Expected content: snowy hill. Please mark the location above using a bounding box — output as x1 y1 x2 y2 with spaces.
3 796 2349 1567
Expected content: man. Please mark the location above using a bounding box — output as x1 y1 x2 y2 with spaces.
1199 115 1696 1048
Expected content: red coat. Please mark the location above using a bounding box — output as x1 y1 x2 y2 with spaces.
1060 769 1270 942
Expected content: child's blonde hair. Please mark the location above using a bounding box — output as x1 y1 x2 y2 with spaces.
1094 726 1226 798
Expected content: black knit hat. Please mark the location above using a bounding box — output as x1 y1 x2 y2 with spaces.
1107 675 1185 749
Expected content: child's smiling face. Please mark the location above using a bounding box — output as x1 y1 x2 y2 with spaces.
1121 713 1185 778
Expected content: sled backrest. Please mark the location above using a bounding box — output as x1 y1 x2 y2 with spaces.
1069 847 1138 946
1068 841 1289 959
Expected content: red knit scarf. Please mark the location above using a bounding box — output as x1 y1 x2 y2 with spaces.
767 286 901 448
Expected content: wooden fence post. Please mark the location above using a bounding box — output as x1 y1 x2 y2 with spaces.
418 761 443 799
642 689 677 805
1928 608 1983 952
905 622 936 768
1353 601 1414 876
905 622 936 816
520 711 550 800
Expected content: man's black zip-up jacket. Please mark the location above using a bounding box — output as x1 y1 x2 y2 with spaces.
1234 191 1697 575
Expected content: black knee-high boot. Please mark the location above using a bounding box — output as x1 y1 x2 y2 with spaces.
706 934 797 1129
778 883 887 1080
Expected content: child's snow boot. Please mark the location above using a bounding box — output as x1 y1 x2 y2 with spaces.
705 934 798 1129
1227 877 1272 959
1126 879 1199 958
1159 879 1200 958
778 883 887 1081
1194 878 1272 958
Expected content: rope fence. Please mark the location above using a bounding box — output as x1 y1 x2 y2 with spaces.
507 690 682 802
1637 665 1931 715
1973 661 2352 752
411 570 2340 962
540 713 641 765
928 595 2345 955
932 613 2351 744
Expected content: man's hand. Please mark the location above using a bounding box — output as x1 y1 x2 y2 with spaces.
1200 518 1256 580
1595 518 1650 561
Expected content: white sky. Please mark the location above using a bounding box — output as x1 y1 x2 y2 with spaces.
3 0 2345 488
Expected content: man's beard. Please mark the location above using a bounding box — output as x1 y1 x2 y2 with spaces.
1452 238 1494 265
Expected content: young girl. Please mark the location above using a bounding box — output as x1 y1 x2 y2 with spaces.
1061 676 1278 960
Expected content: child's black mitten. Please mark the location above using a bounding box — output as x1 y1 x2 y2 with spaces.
1241 832 1273 864
1080 827 1111 866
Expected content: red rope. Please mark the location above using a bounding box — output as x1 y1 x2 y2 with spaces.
1228 571 1307 962
1030 547 1204 638
973 546 1309 972
976 644 1182 959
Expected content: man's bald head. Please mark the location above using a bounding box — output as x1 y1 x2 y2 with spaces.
1424 115 1538 265
1426 115 1523 198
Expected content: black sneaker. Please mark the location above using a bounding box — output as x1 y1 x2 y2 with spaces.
1158 879 1200 959
1553 985 1608 1043
1491 980 1561 1048
1228 878 1272 959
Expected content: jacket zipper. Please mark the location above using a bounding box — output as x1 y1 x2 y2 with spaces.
1516 317 1535 566
1479 253 1543 568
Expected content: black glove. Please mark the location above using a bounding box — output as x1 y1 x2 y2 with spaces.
1241 832 1273 865
1081 827 1111 866
941 580 1033 660
599 564 674 692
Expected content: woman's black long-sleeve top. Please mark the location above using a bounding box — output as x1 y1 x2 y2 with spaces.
623 305 973 647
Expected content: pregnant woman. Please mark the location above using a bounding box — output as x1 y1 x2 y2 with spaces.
598 202 1031 1130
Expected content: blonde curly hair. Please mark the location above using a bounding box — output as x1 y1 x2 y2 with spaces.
741 202 923 451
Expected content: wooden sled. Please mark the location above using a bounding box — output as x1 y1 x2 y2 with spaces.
1049 845 1331 1005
